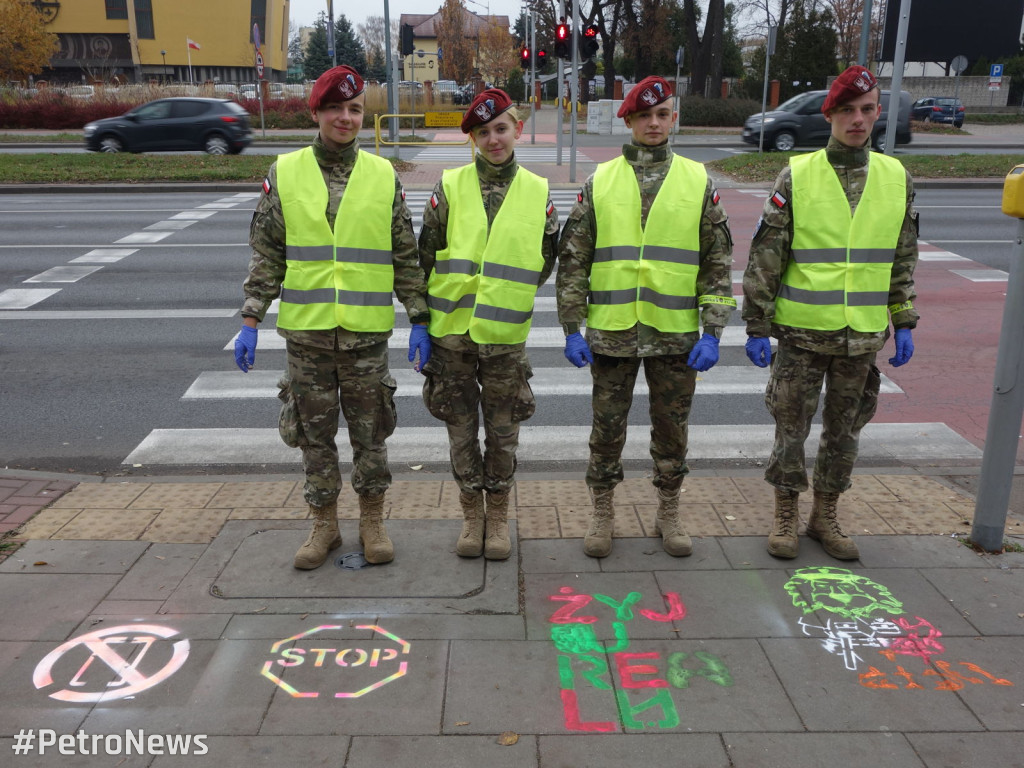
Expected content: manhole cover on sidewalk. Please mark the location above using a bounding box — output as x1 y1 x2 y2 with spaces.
211 520 490 600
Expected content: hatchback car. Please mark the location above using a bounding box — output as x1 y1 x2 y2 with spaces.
742 89 912 152
911 96 965 127
83 97 252 154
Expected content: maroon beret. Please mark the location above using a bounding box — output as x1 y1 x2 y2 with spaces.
822 65 878 115
617 76 673 118
309 65 364 111
461 88 514 133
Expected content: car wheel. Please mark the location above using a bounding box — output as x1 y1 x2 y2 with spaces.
772 131 796 152
99 135 123 153
204 134 230 155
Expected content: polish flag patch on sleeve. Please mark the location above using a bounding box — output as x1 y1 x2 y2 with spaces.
577 192 583 203
711 188 721 205
430 193 439 209
262 177 271 196
400 187 406 201
546 199 555 217
770 191 787 209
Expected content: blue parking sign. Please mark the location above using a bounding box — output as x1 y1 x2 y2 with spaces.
991 64 1003 78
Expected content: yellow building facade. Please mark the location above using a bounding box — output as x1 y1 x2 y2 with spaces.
35 0 289 84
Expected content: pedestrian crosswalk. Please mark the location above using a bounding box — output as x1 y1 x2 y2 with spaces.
403 189 583 228
408 146 596 164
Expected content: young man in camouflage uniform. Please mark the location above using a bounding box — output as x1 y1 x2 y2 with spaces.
234 65 431 570
418 88 559 560
743 65 919 561
557 76 735 558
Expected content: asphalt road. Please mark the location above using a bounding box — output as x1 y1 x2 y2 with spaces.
0 185 1010 477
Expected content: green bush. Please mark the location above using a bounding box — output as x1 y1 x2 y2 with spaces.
678 96 762 127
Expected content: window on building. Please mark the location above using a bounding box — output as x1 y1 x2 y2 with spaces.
251 0 267 45
105 0 128 20
135 0 154 39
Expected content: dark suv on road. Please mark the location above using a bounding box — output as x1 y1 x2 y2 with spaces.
742 89 912 152
83 97 252 155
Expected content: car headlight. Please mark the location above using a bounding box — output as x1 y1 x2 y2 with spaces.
762 117 775 124
83 123 97 138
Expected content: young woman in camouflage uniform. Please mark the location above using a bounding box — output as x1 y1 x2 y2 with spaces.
418 89 559 560
234 65 431 570
742 65 919 561
556 76 735 558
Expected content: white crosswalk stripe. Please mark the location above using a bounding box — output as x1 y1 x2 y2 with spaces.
404 190 582 228
409 147 596 163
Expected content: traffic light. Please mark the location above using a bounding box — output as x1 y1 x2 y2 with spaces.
555 23 570 59
520 46 530 69
400 24 414 57
581 24 599 59
535 48 547 68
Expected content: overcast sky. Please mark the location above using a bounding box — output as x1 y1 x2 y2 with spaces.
289 0 523 33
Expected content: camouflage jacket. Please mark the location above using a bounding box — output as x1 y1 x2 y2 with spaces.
742 137 920 356
418 153 560 357
242 135 429 351
556 141 735 357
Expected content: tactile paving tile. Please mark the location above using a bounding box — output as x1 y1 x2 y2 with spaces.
386 479 445 507
830 498 897 535
717 499 774 535
846 474 901 503
557 504 594 538
49 483 148 509
144 508 230 543
636 502 731 537
730 476 776 505
679 477 747 504
393 506 458 519
514 479 591 507
875 475 971 503
207 481 297 509
516 506 560 539
227 507 310 520
611 504 644 537
15 508 82 539
54 508 159 540
128 483 221 509
612 477 660 504
869 501 970 534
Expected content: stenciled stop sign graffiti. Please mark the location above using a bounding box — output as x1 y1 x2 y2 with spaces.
260 624 410 699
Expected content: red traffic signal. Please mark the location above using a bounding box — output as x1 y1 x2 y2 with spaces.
555 23 570 58
581 24 599 58
520 46 530 69
535 48 547 67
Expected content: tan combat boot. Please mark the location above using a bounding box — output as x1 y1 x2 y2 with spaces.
654 487 692 557
807 490 859 560
294 502 341 570
456 490 485 557
767 488 800 559
583 488 615 558
358 493 394 564
484 491 512 561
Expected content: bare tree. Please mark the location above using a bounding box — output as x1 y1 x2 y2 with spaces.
436 0 475 83
620 0 675 79
681 0 726 96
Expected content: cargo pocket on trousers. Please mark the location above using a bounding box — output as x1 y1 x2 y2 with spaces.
510 358 537 423
763 357 794 421
853 364 881 431
277 376 306 448
420 357 454 422
375 374 398 441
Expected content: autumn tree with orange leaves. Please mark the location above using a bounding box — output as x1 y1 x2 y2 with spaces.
0 0 58 83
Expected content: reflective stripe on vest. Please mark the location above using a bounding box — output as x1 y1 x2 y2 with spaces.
276 147 395 331
775 149 906 332
589 155 706 333
427 163 548 343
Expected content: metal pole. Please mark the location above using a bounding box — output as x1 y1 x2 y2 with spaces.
971 217 1024 552
569 0 579 183
556 4 565 166
883 0 911 156
857 0 874 66
383 0 398 150
327 0 336 68
758 25 775 154
530 10 536 144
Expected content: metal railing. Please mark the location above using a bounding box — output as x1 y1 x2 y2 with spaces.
373 113 473 159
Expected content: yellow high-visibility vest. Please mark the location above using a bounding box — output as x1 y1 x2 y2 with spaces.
428 163 548 343
276 147 395 332
775 149 906 332
589 155 706 333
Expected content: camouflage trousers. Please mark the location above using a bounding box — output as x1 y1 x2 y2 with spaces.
764 342 880 494
586 353 696 492
280 339 397 507
421 345 535 494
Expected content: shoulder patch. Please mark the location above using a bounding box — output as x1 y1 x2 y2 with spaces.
400 187 406 201
262 177 271 196
577 191 583 203
770 191 787 209
430 193 438 210
711 188 721 205
546 199 555 217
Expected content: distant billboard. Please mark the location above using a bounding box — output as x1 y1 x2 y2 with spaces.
880 0 1023 63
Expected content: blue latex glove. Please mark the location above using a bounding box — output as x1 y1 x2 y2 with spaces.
745 336 772 368
234 324 258 373
408 324 431 372
888 327 914 367
687 333 720 372
564 332 593 368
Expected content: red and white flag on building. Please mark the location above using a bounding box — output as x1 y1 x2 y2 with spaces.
187 38 201 50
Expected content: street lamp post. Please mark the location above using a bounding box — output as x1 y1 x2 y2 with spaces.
160 50 167 83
